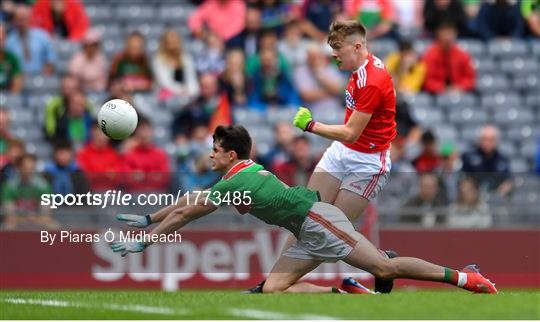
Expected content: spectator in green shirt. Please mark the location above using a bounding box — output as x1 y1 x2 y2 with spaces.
45 89 93 147
1 153 58 230
0 23 23 93
44 75 93 145
0 138 25 186
522 0 540 37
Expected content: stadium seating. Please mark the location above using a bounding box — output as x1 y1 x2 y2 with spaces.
436 92 477 108
2 0 538 229
457 39 485 58
23 75 61 94
488 39 528 58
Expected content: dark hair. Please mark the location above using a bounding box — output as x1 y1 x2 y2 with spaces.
213 125 252 159
436 19 457 31
398 40 414 52
421 130 436 144
257 28 278 50
53 139 73 151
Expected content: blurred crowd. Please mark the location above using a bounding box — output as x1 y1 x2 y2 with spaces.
0 0 539 230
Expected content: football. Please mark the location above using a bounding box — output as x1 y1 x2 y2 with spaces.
97 99 138 140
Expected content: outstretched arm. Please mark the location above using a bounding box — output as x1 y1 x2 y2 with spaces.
111 201 217 256
144 202 217 247
117 191 211 227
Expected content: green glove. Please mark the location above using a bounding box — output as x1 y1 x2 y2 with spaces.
116 214 152 228
293 107 315 132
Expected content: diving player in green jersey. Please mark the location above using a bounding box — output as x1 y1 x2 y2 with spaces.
112 125 497 294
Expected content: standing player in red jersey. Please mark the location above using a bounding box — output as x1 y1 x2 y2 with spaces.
295 20 396 204
291 20 397 291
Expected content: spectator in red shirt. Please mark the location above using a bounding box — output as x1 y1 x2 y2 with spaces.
77 123 123 192
413 130 442 173
423 21 476 94
272 135 318 187
188 0 246 41
123 117 170 193
31 0 89 42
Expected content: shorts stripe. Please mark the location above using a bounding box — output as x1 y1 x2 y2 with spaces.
361 152 386 199
308 211 357 248
366 151 387 197
361 152 383 198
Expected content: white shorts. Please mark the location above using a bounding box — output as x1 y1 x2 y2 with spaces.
315 141 391 200
283 202 363 262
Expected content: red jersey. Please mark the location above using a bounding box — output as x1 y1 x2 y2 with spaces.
343 54 397 153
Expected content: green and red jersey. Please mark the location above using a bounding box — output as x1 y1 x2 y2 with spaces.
209 160 319 236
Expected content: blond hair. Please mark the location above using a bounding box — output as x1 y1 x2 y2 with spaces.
157 29 183 67
327 20 367 48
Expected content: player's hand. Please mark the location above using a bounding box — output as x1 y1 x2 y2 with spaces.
116 214 152 228
293 107 315 132
111 240 145 257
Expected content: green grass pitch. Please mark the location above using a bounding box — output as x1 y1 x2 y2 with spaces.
1 289 539 319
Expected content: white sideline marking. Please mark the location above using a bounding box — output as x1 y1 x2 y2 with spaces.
3 298 339 320
1 298 188 316
228 308 338 320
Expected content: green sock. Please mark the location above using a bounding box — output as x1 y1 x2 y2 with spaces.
331 286 340 293
443 267 459 285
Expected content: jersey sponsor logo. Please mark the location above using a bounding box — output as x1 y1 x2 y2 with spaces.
345 89 355 110
348 179 376 199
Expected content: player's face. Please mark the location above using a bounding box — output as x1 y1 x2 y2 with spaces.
331 39 361 71
209 142 234 172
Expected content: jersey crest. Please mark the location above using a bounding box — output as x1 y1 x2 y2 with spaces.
345 88 356 110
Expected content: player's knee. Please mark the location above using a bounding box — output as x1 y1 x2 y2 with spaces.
372 259 398 280
262 281 287 294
